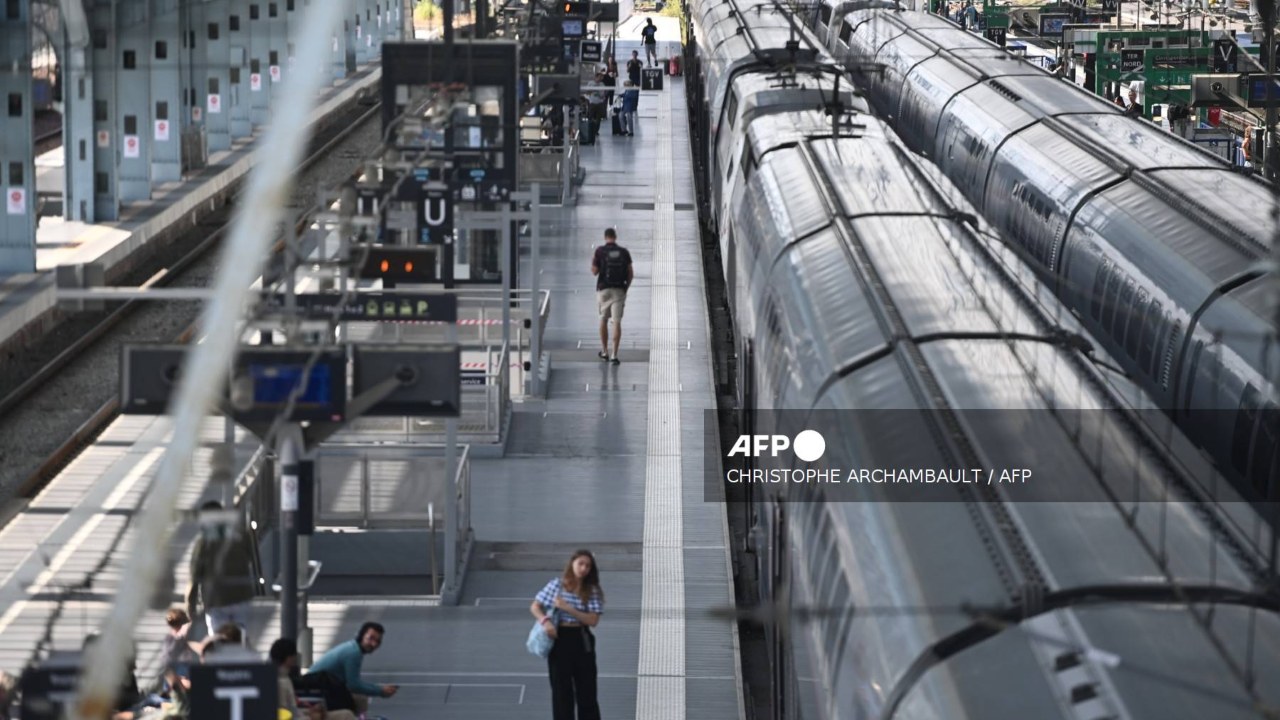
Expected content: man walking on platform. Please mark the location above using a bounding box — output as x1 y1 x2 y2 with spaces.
592 228 633 365
641 18 658 67
627 50 643 87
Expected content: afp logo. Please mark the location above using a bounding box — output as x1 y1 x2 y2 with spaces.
728 430 825 462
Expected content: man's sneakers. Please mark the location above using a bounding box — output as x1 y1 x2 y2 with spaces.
599 350 621 365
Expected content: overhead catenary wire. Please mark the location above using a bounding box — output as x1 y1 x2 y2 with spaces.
67 2 349 717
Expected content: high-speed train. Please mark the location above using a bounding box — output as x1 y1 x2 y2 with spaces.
684 2 1280 719
824 8 1280 506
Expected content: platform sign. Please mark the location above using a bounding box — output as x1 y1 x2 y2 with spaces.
250 73 262 91
986 26 1006 46
123 135 140 158
259 291 458 323
352 345 462 417
189 663 276 720
155 119 170 141
270 64 282 82
6 187 24 215
20 662 80 720
1213 38 1238 72
208 93 222 113
1120 49 1144 72
96 129 110 147
1102 0 1118 12
581 40 602 63
642 67 664 90
460 368 487 386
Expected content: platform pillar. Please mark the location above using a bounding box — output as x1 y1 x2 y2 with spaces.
149 0 183 183
245 0 270 127
202 0 233 152
268 0 290 103
334 0 356 80
227 0 252 140
355 0 373 66
116 0 153 202
0 0 35 274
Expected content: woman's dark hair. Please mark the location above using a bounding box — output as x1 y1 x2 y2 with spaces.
560 549 602 604
269 638 298 665
357 621 386 643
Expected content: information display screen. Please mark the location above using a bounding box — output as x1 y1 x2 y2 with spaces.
562 19 585 38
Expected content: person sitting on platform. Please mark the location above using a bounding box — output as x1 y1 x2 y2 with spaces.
305 622 398 716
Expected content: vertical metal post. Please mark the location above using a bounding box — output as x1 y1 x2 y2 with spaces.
279 427 300 641
501 205 512 356
530 183 542 396
444 317 459 601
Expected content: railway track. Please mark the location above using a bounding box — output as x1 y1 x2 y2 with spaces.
0 100 383 508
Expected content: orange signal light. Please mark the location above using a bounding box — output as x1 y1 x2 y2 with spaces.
404 261 414 272
380 259 390 272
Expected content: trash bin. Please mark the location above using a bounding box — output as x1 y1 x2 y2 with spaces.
668 55 681 76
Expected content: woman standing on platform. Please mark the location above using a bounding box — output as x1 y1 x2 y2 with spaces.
530 549 605 720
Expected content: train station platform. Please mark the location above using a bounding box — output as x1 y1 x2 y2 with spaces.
0 64 382 357
0 76 745 719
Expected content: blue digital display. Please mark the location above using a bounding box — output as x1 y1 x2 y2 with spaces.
562 19 584 37
1249 76 1280 108
250 363 332 406
1039 14 1069 37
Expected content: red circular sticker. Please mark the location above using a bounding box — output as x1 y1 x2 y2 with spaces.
10 191 20 202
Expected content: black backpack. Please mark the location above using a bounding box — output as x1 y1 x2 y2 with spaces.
601 246 629 288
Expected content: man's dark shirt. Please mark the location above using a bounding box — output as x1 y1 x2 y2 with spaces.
627 58 642 86
641 24 657 45
593 243 633 291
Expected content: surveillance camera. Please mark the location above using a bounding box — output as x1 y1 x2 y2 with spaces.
1211 81 1224 93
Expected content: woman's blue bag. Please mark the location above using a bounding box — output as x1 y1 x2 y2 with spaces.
527 580 561 658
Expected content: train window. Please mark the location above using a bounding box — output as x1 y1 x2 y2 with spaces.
1090 260 1109 321
1183 340 1205 414
1123 289 1147 359
727 91 739 129
1101 265 1123 335
741 147 755 181
1115 280 1136 352
820 6 832 24
1232 384 1261 478
839 22 853 43
6 93 19 118
1137 300 1161 374
1161 321 1181 390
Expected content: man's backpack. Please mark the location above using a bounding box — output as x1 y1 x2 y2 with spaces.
601 246 629 288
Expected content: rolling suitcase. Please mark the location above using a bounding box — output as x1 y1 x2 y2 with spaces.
579 117 595 145
612 112 624 136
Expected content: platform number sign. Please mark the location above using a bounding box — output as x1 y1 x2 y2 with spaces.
1214 38 1238 72
20 665 79 720
1120 49 1144 73
581 40 602 62
190 663 276 720
1102 0 1118 12
986 26 1006 47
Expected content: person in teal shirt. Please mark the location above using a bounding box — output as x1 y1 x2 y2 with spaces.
306 622 399 714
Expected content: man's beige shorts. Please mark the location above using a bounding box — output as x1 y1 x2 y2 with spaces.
598 288 626 320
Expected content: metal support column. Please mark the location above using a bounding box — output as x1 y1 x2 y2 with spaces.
116 0 153 202
334 1 355 80
227 0 253 140
279 426 301 641
0 0 35 273
88 1 120 219
247 0 271 126
380 0 397 45
355 0 374 65
529 184 542 396
149 0 183 183
268 0 290 103
62 0 95 222
203 0 233 152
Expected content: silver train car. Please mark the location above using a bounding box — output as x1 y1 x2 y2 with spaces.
829 9 1280 506
685 3 1280 719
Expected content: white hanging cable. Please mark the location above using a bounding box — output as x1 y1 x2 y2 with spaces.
68 1 347 716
